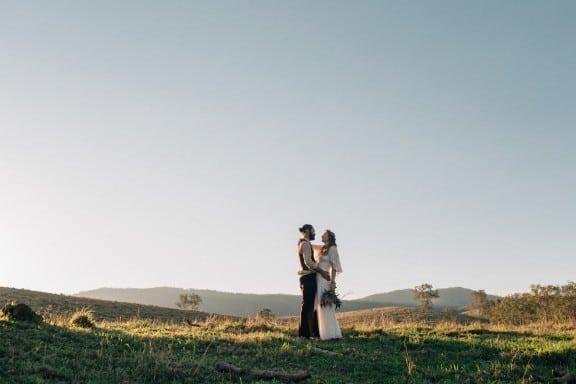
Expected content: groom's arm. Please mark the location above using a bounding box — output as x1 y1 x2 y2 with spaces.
301 242 316 271
316 267 330 281
302 242 330 280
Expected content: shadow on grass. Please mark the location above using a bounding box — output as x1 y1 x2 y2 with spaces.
1 319 221 384
330 326 576 383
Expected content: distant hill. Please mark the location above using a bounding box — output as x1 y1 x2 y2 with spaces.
76 287 305 317
0 287 235 323
75 286 501 317
76 287 359 317
362 287 501 310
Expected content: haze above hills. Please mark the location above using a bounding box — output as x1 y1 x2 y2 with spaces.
74 287 500 317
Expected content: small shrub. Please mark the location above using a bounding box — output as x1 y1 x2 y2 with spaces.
69 308 95 329
1 302 43 323
257 308 275 321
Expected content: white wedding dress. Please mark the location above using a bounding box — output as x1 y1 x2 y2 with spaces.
315 246 343 340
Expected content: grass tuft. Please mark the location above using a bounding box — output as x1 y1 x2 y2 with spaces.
69 307 96 329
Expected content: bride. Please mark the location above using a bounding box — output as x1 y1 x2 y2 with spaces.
313 230 343 340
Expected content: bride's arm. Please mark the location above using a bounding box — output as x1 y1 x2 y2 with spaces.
328 268 337 289
329 247 342 288
311 243 322 251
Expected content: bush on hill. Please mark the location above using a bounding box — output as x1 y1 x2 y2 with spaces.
1 302 43 323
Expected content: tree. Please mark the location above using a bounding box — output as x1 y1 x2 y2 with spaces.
485 282 576 325
412 283 439 311
531 284 561 323
257 308 275 321
559 281 576 321
176 293 202 311
470 289 492 316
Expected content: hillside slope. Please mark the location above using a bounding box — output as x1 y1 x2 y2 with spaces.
0 287 234 323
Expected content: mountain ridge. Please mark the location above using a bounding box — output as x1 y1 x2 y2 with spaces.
74 286 501 317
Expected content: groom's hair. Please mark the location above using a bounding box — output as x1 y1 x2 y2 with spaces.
299 224 314 234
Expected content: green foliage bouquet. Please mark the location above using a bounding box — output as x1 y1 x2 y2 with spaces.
320 289 342 309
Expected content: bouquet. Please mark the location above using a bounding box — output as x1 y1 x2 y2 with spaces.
320 289 342 309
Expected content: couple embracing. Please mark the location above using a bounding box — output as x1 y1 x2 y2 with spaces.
297 224 343 340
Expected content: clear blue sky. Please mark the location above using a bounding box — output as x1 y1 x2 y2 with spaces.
1 1 574 299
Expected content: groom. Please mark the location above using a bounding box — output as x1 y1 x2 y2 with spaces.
297 224 330 338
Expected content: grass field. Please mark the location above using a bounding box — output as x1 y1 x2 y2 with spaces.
1 287 576 383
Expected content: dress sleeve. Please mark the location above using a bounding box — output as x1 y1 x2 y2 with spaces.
329 246 343 273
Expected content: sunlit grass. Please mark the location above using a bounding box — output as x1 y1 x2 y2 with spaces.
2 288 576 383
2 311 576 383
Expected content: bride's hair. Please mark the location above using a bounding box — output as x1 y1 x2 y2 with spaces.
321 230 337 255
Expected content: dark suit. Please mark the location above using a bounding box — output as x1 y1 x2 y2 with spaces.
297 239 319 338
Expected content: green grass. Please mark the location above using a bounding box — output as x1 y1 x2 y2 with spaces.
2 287 576 383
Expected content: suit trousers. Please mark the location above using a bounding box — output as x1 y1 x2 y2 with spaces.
298 273 319 338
